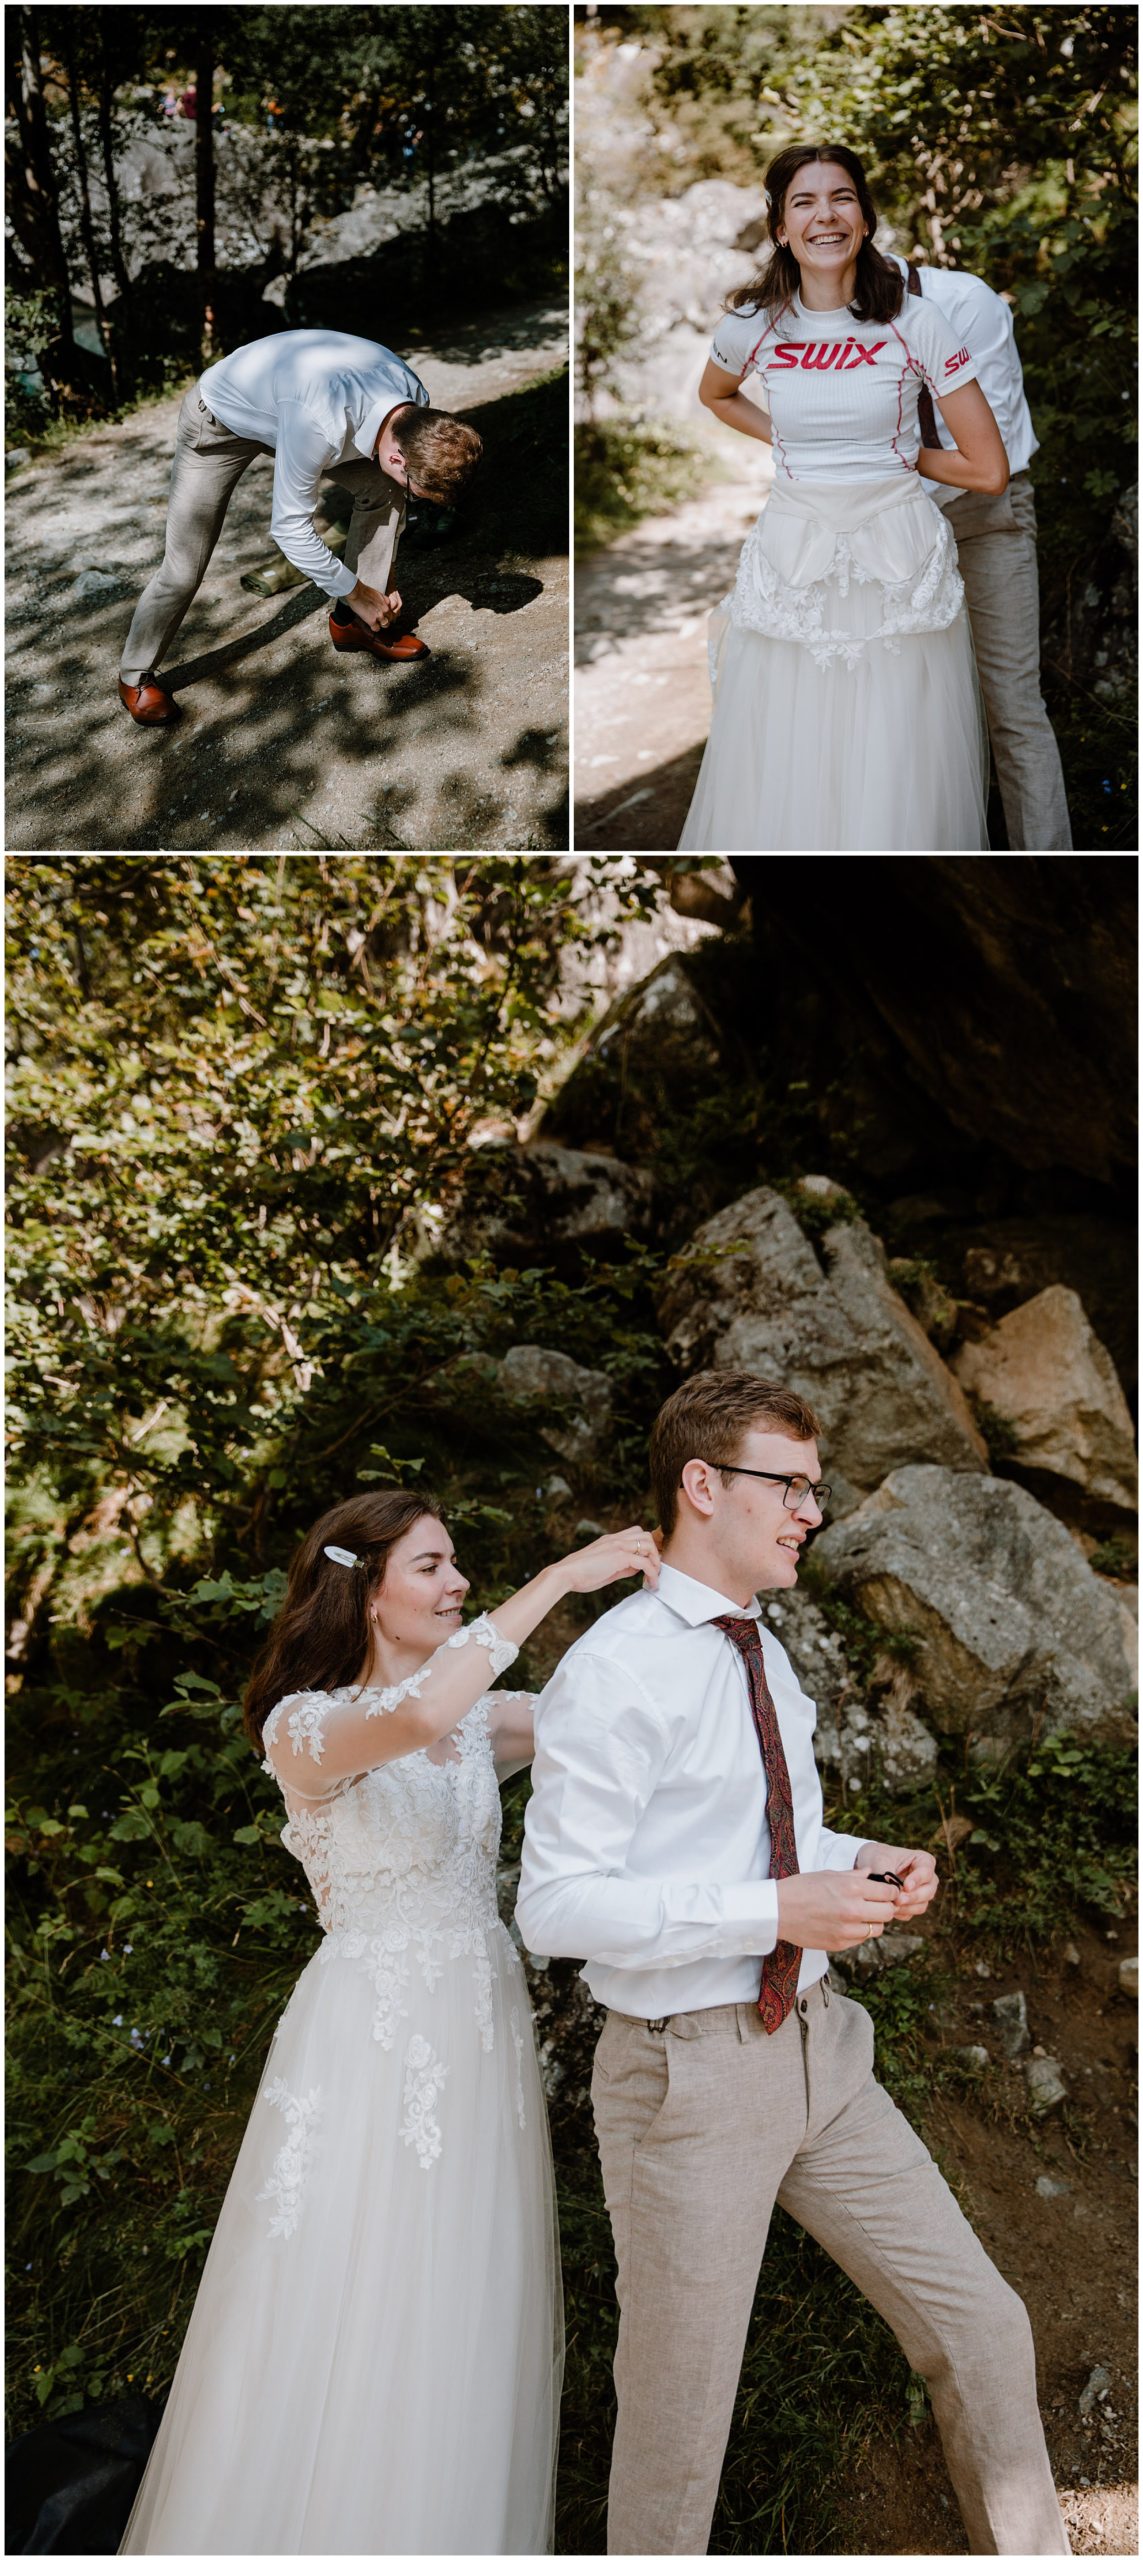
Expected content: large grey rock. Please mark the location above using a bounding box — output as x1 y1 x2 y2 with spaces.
766 1591 938 1798
814 1466 1138 1747
657 1185 987 1493
953 1286 1138 1516
498 1344 614 1467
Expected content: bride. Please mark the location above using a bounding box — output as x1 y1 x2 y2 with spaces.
120 1488 659 2555
679 142 1008 853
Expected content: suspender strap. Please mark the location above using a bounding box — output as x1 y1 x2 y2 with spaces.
906 262 941 448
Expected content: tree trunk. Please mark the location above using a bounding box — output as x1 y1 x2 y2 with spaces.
96 25 132 303
5 4 77 404
60 19 118 402
195 22 217 364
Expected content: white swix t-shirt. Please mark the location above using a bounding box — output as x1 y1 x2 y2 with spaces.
710 289 980 486
198 328 429 597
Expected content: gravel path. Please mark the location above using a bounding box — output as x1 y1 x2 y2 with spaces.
7 303 568 852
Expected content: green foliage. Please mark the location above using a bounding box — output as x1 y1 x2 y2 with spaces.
574 418 708 549
832 1735 1137 1954
5 854 673 2433
1088 1533 1137 1581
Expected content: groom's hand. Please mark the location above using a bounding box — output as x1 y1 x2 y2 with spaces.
855 1839 939 1920
776 1868 904 1951
346 578 401 631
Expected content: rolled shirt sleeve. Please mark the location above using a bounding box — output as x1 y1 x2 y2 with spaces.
269 400 358 599
516 1650 782 1970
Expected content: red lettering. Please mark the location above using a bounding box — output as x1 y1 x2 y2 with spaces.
944 346 970 374
769 337 887 370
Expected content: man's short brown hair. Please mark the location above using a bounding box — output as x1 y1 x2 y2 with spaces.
649 1370 823 1537
393 408 483 505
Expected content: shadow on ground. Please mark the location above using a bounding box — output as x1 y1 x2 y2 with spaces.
7 348 568 853
575 743 703 852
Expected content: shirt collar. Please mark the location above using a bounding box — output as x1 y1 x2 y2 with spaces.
355 391 414 461
655 1561 763 1627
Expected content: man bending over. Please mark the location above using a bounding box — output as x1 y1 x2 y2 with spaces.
117 327 482 725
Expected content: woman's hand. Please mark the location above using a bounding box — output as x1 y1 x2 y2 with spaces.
557 1526 661 1595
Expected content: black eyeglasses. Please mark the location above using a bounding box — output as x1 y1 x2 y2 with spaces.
710 1464 831 1512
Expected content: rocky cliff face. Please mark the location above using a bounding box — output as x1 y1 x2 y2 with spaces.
459 866 1138 1783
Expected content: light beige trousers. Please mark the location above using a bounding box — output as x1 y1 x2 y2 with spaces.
119 383 405 683
944 471 1073 851
592 1979 1070 2557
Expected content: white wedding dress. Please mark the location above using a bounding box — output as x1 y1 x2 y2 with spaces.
120 1618 562 2556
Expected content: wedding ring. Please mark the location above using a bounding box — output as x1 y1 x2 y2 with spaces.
866 1920 875 1940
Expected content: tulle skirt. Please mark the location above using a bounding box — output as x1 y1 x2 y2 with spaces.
678 476 989 852
119 1925 562 2555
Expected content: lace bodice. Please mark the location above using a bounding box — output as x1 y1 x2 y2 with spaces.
267 1694 504 1940
260 1616 530 2051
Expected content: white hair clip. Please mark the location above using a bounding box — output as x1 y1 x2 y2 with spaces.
323 1544 359 1567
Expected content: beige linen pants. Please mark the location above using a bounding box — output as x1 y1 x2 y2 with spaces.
119 384 406 684
592 1980 1070 2557
945 471 1073 851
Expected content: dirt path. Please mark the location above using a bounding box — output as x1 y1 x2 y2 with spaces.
840 1915 1138 2559
7 303 567 852
574 444 771 853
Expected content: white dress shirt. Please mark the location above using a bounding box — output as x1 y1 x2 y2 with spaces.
886 255 1039 507
197 328 429 598
516 1561 866 2018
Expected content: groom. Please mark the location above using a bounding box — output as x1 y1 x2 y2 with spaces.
117 327 483 724
517 1370 1070 2556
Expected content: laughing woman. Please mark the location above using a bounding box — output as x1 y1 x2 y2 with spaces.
679 143 1008 853
120 1490 659 2555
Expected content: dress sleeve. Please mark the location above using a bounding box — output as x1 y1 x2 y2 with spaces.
261 1614 520 1798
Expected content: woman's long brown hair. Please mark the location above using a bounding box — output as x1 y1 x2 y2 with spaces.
243 1489 443 1752
725 143 906 328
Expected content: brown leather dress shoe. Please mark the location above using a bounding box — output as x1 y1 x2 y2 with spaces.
328 607 430 663
118 671 180 725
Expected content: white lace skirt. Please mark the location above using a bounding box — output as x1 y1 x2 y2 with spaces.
119 1925 562 2554
678 476 989 852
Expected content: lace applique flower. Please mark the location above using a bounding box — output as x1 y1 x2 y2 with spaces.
257 2077 324 2238
400 2035 448 2169
262 1692 333 1768
445 1611 519 1682
363 1661 433 1719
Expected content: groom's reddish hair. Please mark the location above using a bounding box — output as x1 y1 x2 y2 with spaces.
649 1371 822 1537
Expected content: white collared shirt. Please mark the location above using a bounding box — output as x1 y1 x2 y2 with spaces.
886 255 1039 505
516 1561 866 2019
198 328 429 597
